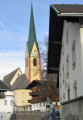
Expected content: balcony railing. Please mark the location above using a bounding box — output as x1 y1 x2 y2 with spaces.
29 91 41 96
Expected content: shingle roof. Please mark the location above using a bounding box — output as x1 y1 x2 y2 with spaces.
12 74 29 90
0 80 11 91
51 4 83 14
26 80 46 89
27 4 39 56
3 68 20 88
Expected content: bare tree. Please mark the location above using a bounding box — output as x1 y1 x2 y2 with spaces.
38 33 59 103
39 33 48 80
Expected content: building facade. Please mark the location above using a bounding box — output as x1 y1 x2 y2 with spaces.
26 80 59 111
3 68 31 111
47 4 83 120
0 91 14 119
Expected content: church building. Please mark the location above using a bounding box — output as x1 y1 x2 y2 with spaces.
25 4 41 83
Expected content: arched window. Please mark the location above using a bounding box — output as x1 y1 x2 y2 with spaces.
33 58 37 66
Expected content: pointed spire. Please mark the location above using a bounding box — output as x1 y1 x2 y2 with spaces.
27 3 39 56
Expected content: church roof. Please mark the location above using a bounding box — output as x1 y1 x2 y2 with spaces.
12 74 29 90
3 68 21 88
27 4 39 56
0 80 11 91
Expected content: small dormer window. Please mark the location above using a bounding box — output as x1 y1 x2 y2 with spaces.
33 58 37 66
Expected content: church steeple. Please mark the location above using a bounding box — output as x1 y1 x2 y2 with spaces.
27 3 39 56
25 3 41 83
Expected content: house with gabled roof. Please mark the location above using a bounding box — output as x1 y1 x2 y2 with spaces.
47 4 83 120
0 80 14 119
26 80 59 111
3 68 22 88
3 68 31 111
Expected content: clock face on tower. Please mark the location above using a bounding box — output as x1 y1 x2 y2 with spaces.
32 52 36 56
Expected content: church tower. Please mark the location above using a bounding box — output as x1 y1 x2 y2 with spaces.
25 4 41 83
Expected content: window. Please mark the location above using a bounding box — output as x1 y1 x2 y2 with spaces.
40 102 41 107
36 103 38 107
72 40 76 70
68 84 70 100
74 86 77 98
33 58 37 66
66 28 68 44
10 100 13 105
33 104 35 107
4 100 7 105
62 64 64 84
73 80 77 98
38 89 40 91
43 102 45 107
66 55 69 79
34 89 36 92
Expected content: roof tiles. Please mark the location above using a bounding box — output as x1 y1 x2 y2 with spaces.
52 4 83 14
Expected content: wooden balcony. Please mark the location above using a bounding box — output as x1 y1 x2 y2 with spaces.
29 91 41 96
28 97 46 103
50 95 59 102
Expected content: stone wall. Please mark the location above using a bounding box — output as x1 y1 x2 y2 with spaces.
11 111 49 120
61 96 83 120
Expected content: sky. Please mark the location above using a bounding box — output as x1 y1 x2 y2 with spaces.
0 0 83 80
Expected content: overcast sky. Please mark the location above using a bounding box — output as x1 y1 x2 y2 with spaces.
0 0 83 80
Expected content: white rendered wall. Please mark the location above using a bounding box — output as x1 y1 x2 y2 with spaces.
59 20 83 103
0 91 14 118
32 102 46 111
